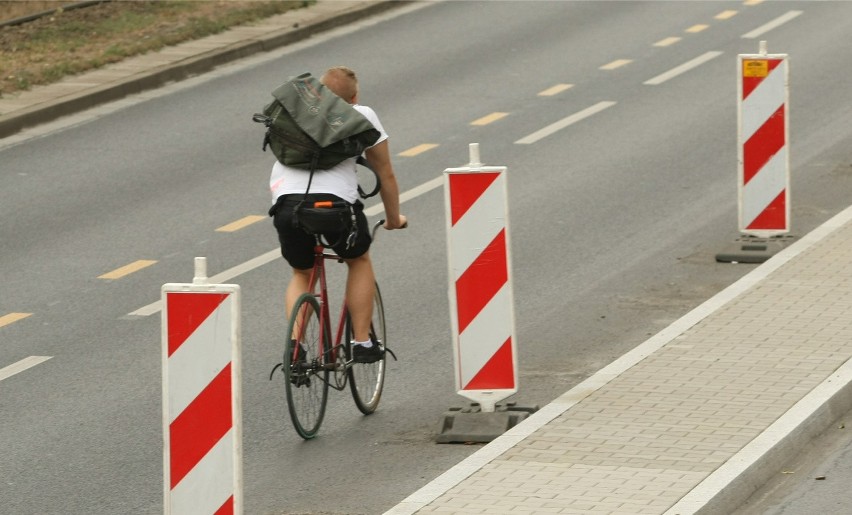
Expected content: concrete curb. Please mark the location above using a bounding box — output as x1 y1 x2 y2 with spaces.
0 0 405 138
694 364 852 514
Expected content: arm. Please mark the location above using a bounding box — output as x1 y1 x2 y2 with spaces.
364 140 407 229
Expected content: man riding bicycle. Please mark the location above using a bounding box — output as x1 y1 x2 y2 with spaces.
268 66 407 363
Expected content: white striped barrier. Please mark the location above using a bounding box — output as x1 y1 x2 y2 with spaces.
717 41 795 263
162 257 242 515
738 40 789 236
444 144 517 413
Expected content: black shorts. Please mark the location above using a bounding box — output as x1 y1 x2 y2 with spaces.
271 194 372 270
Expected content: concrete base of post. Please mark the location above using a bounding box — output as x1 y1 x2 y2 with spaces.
435 402 539 444
716 234 798 264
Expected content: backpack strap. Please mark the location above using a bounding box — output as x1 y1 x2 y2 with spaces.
356 156 381 199
292 153 321 228
300 155 379 201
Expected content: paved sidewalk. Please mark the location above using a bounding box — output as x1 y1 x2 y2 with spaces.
4 2 852 513
386 207 852 514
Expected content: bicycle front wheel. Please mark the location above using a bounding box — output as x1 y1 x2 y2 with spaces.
346 282 387 414
284 293 329 439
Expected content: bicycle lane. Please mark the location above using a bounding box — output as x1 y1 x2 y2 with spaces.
385 203 852 514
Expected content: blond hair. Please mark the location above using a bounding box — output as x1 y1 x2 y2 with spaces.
320 66 359 103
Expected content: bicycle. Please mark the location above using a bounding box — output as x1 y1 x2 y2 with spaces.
270 219 396 439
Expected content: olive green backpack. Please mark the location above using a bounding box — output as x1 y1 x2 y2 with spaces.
252 72 380 174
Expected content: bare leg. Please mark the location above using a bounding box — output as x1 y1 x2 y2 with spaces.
287 268 313 339
344 252 375 342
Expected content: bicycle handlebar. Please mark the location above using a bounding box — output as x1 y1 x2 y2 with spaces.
373 219 408 240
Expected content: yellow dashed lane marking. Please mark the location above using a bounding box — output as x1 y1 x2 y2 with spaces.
99 260 157 280
471 112 509 126
600 59 632 70
744 0 763 6
398 143 439 157
0 312 32 328
538 83 573 96
216 215 266 233
686 24 709 33
654 36 682 47
716 10 738 20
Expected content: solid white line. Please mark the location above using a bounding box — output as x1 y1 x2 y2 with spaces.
644 51 723 85
383 202 852 515
742 10 803 39
514 101 617 145
0 356 53 382
208 250 281 284
399 176 442 205
128 176 445 317
129 250 279 317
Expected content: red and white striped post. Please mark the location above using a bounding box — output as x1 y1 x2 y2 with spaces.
444 143 517 413
738 40 790 236
162 257 242 515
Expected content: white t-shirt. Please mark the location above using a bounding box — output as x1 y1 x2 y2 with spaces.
269 104 387 204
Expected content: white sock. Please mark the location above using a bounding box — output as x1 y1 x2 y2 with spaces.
353 339 373 348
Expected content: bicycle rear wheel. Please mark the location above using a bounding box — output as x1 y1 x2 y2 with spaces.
346 282 387 414
284 293 329 439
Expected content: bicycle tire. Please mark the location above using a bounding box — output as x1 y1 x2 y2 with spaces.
284 293 329 439
346 282 387 414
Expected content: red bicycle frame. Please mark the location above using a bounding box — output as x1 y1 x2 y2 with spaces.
291 243 350 368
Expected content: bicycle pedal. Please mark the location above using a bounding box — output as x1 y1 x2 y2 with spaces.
269 362 283 380
385 348 398 361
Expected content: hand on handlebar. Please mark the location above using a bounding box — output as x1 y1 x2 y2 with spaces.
383 214 408 230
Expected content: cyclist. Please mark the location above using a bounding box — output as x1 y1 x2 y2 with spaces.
269 66 407 363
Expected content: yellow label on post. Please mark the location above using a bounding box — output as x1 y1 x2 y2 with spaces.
743 59 769 77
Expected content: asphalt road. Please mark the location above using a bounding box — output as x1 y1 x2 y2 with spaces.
2 2 852 514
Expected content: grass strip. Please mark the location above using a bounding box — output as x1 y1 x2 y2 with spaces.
0 1 310 96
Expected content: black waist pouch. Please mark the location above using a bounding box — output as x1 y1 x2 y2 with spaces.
268 195 359 248
295 200 355 236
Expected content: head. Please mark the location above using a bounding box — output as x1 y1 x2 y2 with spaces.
320 66 359 104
